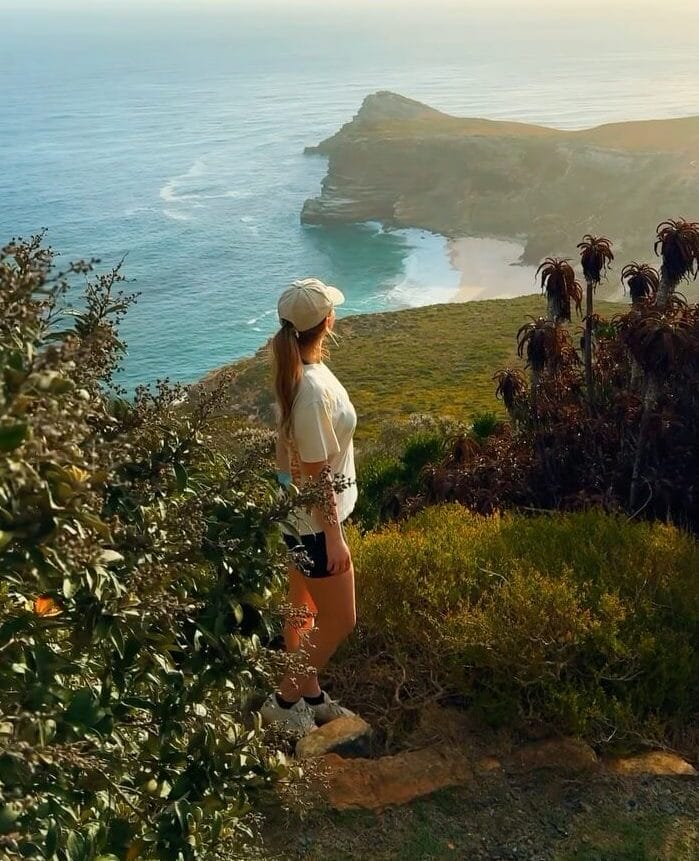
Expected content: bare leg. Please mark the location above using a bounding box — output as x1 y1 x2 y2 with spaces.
278 564 356 700
278 567 316 702
296 564 356 697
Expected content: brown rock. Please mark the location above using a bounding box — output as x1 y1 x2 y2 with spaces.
321 745 473 810
605 751 697 776
507 738 598 774
475 755 503 774
296 715 373 759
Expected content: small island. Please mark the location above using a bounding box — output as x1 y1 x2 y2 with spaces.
302 92 699 279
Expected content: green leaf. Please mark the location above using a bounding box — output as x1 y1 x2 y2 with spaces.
45 818 59 857
0 422 28 452
174 462 188 491
107 818 136 853
7 351 24 371
65 687 103 728
49 375 75 394
66 830 85 861
27 370 74 394
0 803 20 835
3 367 26 389
211 812 223 842
78 513 112 540
174 801 188 831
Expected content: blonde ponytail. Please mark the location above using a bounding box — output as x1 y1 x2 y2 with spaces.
272 321 303 444
272 317 329 443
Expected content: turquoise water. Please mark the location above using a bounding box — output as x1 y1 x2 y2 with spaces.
2 2 698 388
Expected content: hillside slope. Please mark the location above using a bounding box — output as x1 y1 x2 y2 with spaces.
195 295 627 442
302 92 699 278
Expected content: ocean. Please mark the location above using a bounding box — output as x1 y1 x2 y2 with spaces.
2 1 698 388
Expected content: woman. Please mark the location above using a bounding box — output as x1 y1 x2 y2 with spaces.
261 278 358 734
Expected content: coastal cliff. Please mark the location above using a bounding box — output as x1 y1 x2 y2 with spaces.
302 92 699 265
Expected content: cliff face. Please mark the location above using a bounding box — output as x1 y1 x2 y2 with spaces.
302 92 699 265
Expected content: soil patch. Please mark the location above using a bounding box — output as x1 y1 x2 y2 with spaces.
265 769 699 860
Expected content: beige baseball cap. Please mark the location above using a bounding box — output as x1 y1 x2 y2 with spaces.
277 278 345 333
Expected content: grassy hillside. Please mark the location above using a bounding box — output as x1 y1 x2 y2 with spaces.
197 295 628 442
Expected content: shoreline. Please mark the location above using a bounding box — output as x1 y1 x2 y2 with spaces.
383 229 542 310
447 236 540 302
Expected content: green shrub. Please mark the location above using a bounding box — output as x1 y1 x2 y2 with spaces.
353 415 463 530
469 411 500 443
400 432 447 491
356 413 464 462
354 454 404 531
354 429 449 530
0 237 306 861
345 505 699 747
420 225 699 529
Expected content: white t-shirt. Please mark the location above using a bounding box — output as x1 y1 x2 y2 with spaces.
287 363 357 535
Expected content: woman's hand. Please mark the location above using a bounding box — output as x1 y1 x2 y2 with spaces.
326 534 352 576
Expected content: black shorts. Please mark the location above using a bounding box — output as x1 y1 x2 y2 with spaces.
283 525 346 579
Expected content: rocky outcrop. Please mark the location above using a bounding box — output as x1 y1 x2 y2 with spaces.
320 745 474 810
506 738 599 775
310 727 697 811
605 751 697 777
296 715 374 759
302 91 699 267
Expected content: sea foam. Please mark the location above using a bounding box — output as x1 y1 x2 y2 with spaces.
387 229 461 308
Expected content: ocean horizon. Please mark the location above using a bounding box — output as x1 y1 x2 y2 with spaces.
2 2 699 389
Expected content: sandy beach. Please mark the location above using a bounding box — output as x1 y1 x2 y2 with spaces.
448 237 540 301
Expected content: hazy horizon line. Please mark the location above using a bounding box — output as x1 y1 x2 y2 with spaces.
5 0 693 8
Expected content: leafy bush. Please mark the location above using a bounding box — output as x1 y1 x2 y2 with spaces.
0 237 305 860
384 223 699 532
469 411 500 443
354 413 508 530
342 505 699 748
354 422 454 529
353 454 404 531
359 413 465 462
400 432 447 488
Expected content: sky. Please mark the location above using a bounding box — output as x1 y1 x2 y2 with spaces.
4 0 698 46
3 0 698 66
4 0 699 26
4 0 698 8
5 0 698 23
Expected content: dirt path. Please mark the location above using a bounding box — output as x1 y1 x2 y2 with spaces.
266 768 698 860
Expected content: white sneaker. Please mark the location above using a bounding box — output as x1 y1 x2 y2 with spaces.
260 694 316 736
306 691 356 725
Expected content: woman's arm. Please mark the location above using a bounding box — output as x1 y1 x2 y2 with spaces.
275 432 292 487
275 432 290 473
300 458 351 575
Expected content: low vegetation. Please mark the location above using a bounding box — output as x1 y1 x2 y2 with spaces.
200 295 628 442
3 218 698 861
369 222 699 532
338 505 699 751
0 237 313 861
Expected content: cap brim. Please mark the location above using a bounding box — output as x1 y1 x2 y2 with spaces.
326 285 345 307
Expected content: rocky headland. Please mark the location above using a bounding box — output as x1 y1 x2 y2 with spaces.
302 91 699 269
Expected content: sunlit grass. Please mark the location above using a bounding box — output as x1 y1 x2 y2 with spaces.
218 295 628 441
